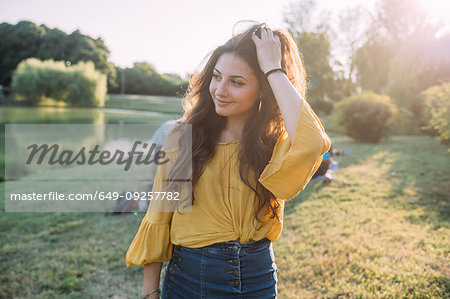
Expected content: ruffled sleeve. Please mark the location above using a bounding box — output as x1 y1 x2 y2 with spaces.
126 211 174 267
126 148 180 267
258 99 331 200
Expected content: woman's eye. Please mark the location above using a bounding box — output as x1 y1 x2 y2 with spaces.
213 74 221 80
232 80 243 86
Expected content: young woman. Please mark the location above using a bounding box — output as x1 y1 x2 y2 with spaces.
126 22 331 299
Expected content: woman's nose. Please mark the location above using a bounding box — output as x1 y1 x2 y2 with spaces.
215 81 227 97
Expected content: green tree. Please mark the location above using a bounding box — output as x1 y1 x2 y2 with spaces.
296 32 334 103
0 21 117 90
113 62 187 96
353 39 391 93
0 21 45 86
124 62 159 95
65 29 117 88
353 0 450 126
331 5 368 100
35 26 69 61
283 0 335 114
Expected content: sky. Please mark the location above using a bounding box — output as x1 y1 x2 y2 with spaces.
1 0 448 77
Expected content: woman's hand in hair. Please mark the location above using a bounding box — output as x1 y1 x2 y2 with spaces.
252 26 303 142
251 27 282 74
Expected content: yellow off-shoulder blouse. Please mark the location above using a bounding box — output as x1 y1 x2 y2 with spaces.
126 99 331 267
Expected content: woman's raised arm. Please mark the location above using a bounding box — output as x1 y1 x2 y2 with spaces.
251 27 303 142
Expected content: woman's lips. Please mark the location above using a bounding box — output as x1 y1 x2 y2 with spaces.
216 98 232 106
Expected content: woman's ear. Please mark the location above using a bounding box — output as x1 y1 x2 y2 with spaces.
258 91 264 100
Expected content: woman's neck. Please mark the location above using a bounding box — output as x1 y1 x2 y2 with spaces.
220 117 246 142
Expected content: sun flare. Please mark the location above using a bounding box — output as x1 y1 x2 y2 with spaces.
419 0 450 22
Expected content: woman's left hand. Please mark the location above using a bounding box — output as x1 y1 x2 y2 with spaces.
251 27 282 74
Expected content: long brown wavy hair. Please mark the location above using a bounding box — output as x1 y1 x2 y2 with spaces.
172 22 307 224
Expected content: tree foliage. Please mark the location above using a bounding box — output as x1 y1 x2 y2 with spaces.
284 0 450 135
0 21 117 89
283 0 335 114
353 0 450 125
11 58 106 107
420 81 450 144
0 20 188 97
109 62 188 96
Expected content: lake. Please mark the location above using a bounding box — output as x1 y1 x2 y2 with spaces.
0 106 179 125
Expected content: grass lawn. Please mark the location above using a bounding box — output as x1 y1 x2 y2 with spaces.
1 133 448 298
277 133 449 298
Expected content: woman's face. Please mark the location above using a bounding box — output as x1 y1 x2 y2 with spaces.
209 52 262 122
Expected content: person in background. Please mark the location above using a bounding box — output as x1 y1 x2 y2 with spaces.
312 144 333 183
104 119 179 215
139 119 179 212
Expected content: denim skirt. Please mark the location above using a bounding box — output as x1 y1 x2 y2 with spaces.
161 238 278 298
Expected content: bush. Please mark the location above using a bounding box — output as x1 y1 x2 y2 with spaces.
420 81 450 144
335 91 397 143
390 106 421 135
309 96 334 115
65 62 107 107
10 59 66 105
11 58 106 107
